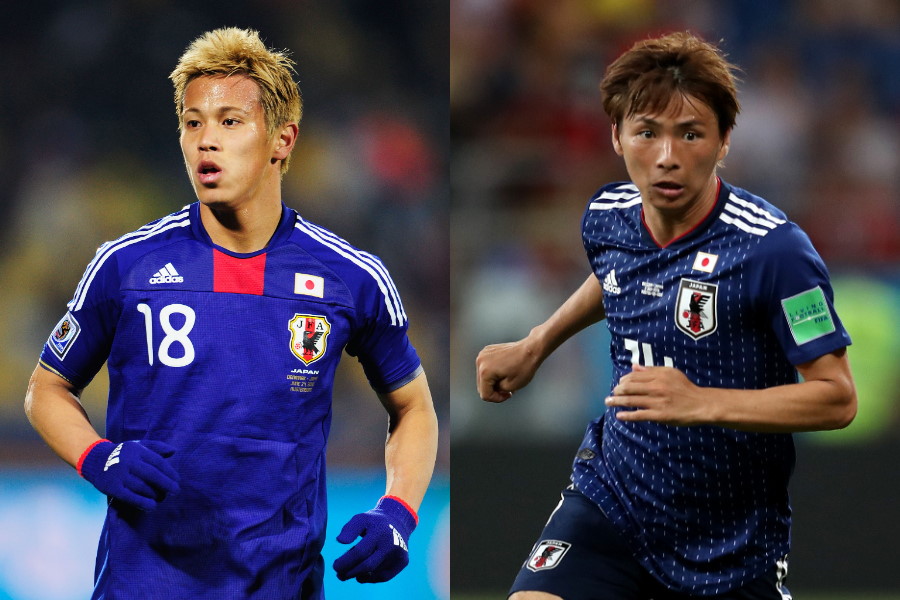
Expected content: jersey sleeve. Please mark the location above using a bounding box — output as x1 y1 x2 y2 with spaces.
751 223 851 365
39 246 122 388
344 253 422 393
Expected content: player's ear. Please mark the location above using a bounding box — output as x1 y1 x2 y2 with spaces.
717 128 732 162
611 122 624 156
272 122 299 162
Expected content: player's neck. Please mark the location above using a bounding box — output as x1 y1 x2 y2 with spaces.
642 178 719 248
199 196 283 254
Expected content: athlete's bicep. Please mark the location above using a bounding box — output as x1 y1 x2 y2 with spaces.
377 370 432 420
795 348 855 399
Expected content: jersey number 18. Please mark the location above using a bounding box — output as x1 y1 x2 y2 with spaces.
136 303 196 367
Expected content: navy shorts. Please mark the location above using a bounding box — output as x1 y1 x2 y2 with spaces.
509 487 792 600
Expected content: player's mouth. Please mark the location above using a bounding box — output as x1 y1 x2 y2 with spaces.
197 161 222 185
652 180 684 199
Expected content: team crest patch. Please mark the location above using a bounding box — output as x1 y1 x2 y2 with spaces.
49 312 81 360
526 540 571 572
675 279 718 340
288 314 331 365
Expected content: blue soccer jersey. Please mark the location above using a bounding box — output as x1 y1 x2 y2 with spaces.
571 179 851 595
40 202 422 599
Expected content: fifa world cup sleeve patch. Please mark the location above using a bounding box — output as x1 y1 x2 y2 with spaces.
48 312 82 360
781 286 836 345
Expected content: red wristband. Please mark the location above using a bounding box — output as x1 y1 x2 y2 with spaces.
382 495 419 525
76 439 110 477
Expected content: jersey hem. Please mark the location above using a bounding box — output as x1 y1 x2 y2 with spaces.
37 360 80 387
372 364 423 394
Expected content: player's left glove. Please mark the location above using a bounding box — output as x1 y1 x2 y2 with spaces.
333 495 418 583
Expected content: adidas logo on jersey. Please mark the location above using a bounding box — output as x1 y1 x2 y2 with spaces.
602 269 621 295
149 263 184 284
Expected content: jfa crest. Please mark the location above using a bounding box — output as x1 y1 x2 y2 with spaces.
526 540 571 572
288 314 331 364
675 279 718 340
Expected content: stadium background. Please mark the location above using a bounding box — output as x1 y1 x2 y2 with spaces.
451 0 900 598
0 2 448 599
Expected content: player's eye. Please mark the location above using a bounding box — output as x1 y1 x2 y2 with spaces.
223 118 239 126
638 130 653 139
684 131 699 141
184 120 200 129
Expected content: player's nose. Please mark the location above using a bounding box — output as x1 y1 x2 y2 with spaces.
656 138 678 170
198 125 220 152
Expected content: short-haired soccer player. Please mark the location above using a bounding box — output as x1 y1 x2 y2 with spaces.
476 32 855 600
26 27 438 599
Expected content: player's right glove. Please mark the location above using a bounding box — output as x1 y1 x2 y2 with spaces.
77 439 180 511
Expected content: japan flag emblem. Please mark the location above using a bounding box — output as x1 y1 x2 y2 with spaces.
288 314 331 364
295 273 324 298
692 251 718 273
526 540 571 572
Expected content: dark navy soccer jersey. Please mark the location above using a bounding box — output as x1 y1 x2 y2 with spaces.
571 179 851 596
39 202 422 600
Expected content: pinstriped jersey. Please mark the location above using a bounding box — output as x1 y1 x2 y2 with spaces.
571 179 850 595
40 202 421 600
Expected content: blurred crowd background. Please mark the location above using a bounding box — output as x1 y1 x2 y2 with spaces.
0 2 448 599
451 0 900 595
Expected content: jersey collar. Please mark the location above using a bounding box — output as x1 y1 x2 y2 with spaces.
190 202 296 257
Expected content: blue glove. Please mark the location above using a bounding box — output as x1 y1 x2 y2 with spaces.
77 439 180 511
333 496 418 583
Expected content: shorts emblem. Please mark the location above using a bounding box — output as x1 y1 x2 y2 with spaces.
526 539 571 572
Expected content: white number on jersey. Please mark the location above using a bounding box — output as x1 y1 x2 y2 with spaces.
623 337 674 367
137 303 196 367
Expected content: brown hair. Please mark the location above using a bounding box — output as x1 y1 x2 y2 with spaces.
600 32 740 136
170 27 302 174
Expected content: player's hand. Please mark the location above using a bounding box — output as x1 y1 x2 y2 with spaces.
333 496 417 583
476 338 543 403
77 439 180 511
605 365 708 426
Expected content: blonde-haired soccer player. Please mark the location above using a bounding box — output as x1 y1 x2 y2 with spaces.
27 27 437 599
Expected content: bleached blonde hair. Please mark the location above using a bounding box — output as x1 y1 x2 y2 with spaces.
169 27 302 174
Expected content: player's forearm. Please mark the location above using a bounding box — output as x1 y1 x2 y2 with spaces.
706 378 856 433
25 365 103 468
528 274 606 362
705 349 856 433
381 374 438 512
